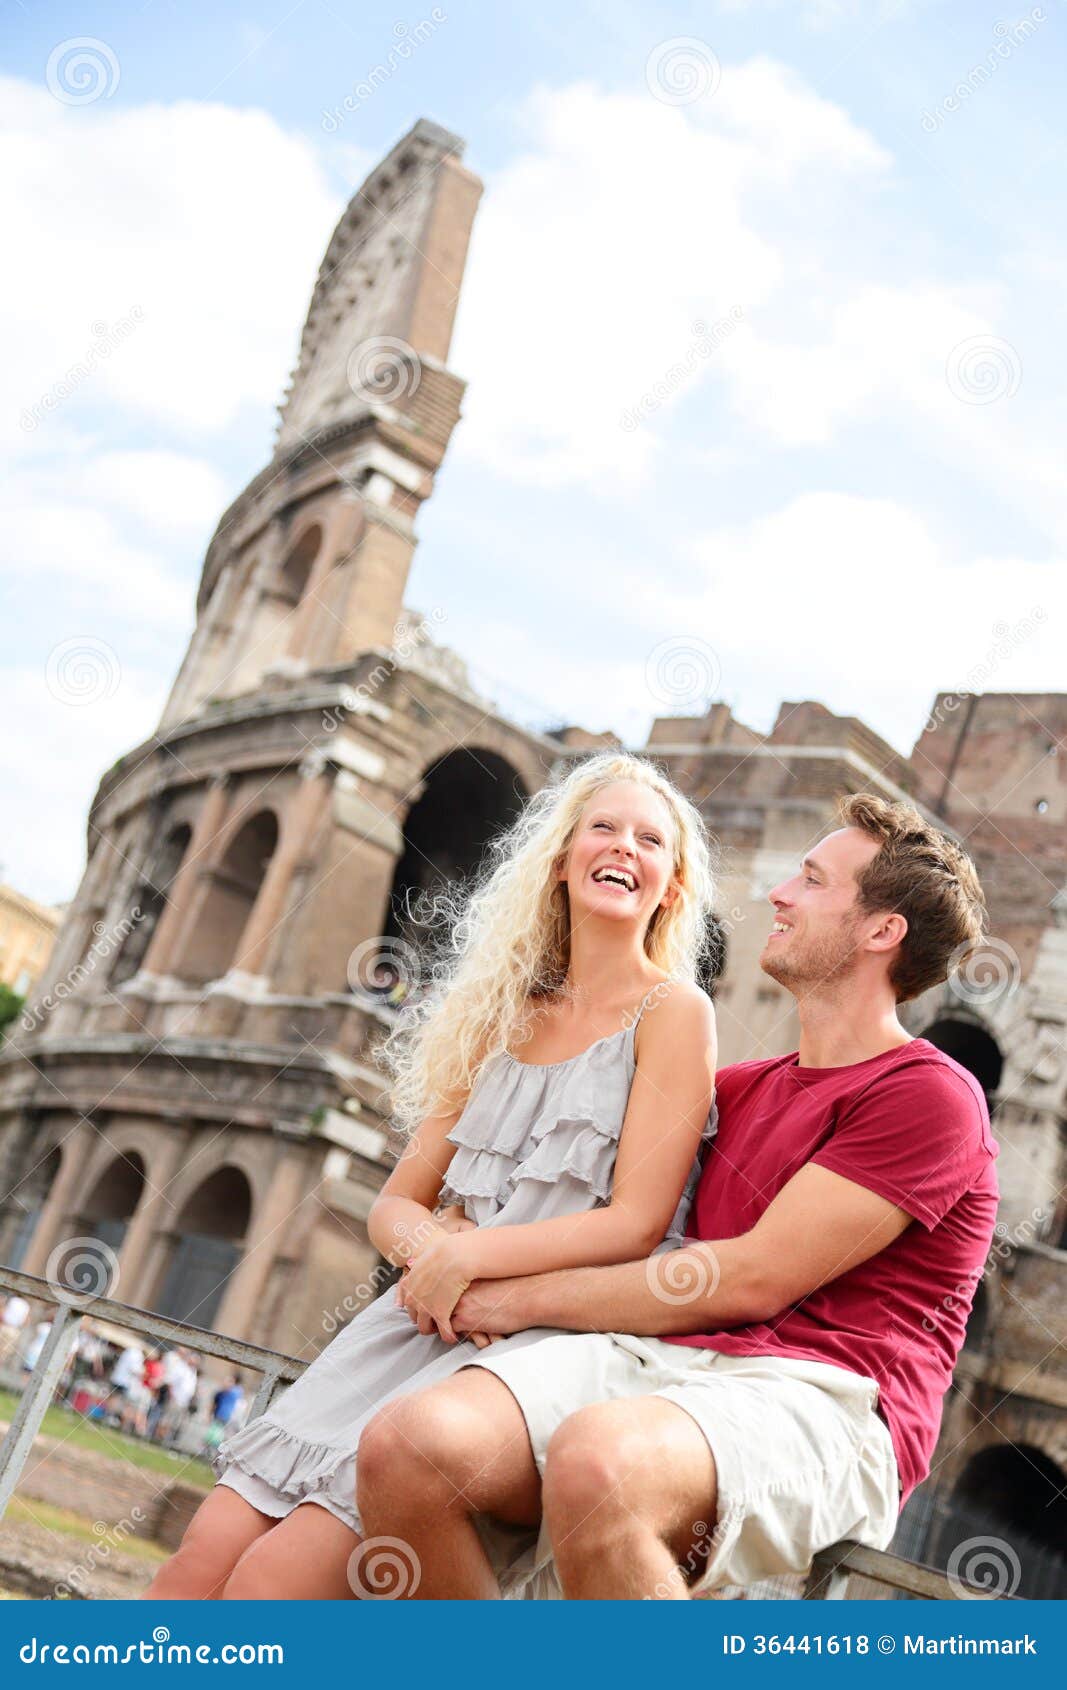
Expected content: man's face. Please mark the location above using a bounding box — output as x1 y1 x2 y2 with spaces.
760 827 883 995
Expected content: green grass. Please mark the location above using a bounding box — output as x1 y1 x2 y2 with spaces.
0 1390 214 1489
5 1496 170 1565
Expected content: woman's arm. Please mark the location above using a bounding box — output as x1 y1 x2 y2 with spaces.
398 986 715 1335
366 1103 465 1268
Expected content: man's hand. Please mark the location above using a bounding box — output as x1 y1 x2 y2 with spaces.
452 1275 548 1337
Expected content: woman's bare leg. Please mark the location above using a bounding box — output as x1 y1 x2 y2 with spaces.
220 1501 360 1600
356 1368 542 1599
142 1487 278 1599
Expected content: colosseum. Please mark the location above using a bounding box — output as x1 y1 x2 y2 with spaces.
0 118 1063 1594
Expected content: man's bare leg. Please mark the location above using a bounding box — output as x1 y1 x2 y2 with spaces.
356 1368 542 1599
542 1397 718 1599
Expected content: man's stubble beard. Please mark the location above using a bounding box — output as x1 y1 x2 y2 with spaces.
760 919 863 996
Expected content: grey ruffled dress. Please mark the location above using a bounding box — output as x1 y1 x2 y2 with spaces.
212 999 718 1593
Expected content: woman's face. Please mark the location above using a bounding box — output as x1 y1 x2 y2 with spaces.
559 780 680 930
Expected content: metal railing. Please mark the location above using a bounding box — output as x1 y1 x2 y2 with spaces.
0 1265 1003 1600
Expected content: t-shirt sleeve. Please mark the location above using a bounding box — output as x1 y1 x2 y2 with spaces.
809 1058 993 1230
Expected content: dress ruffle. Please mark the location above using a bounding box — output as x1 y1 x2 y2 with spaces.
212 1415 359 1531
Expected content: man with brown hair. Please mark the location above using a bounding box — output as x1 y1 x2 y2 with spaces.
355 794 1001 1599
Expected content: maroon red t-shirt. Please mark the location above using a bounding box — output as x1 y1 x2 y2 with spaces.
663 1038 999 1505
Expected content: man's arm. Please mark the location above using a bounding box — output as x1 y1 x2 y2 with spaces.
451 1161 913 1337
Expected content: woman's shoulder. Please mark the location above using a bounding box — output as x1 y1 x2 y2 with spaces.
634 976 717 1052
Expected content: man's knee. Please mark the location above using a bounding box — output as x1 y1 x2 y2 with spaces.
542 1404 646 1535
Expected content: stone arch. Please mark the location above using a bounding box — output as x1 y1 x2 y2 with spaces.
929 1444 1067 1597
76 1150 147 1257
152 1164 253 1332
175 808 279 985
111 821 193 988
921 1016 1004 1111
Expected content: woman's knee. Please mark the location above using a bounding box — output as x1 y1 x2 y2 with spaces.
357 1392 482 1512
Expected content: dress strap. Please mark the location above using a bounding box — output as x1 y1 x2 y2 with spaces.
630 980 668 1033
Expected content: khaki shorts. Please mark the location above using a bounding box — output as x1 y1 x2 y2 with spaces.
465 1331 900 1597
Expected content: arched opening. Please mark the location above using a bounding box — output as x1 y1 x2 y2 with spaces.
111 822 193 987
175 810 278 985
365 751 527 1003
277 525 321 608
4 1143 62 1270
921 1017 1004 1111
928 1445 1067 1598
77 1151 147 1258
153 1165 252 1331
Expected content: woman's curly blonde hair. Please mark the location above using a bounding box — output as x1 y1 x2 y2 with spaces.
381 751 716 1133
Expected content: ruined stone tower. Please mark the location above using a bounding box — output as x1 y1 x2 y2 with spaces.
0 121 562 1359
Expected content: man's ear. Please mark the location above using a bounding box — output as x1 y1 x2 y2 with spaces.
866 911 907 953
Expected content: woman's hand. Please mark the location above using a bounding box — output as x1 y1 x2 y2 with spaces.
395 1233 476 1342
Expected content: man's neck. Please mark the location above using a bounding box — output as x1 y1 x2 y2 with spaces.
795 990 912 1069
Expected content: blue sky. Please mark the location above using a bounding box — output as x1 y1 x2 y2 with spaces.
3 0 1064 905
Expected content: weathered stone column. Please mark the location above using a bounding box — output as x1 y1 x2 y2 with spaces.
212 1141 308 1342
228 764 333 981
140 775 231 981
113 1130 191 1307
285 500 366 664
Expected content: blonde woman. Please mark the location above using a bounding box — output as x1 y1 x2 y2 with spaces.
145 752 718 1600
